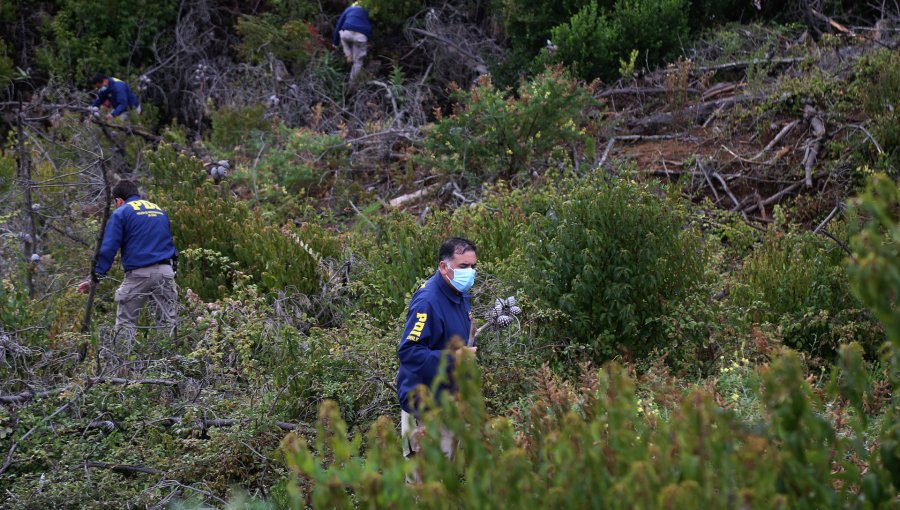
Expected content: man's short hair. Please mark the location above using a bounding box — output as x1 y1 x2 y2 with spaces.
438 237 476 262
91 72 107 86
111 180 140 201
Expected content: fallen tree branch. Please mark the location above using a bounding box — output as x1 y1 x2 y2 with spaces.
0 387 69 405
86 377 179 387
597 137 617 169
736 180 806 214
712 172 742 210
389 184 437 208
630 93 765 132
801 106 826 188
407 27 488 75
155 416 312 434
81 157 111 336
695 57 806 73
84 460 164 476
597 86 698 98
814 204 842 233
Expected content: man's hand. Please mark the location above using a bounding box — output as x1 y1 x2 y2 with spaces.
76 280 92 294
460 346 477 356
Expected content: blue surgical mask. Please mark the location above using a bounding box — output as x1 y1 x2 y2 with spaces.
98 86 108 93
450 267 476 293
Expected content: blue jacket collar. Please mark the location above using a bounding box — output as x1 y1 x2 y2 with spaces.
433 270 464 304
125 195 141 202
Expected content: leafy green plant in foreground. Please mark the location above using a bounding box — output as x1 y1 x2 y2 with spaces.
275 344 896 509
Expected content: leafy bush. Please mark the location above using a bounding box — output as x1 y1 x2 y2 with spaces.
146 146 340 300
209 105 271 154
356 0 422 33
845 172 900 493
730 224 883 358
548 0 690 81
268 312 398 423
0 39 14 86
497 0 593 56
519 172 707 361
346 208 452 324
236 15 322 71
422 68 597 187
274 348 897 508
35 0 179 80
243 125 348 196
847 173 899 343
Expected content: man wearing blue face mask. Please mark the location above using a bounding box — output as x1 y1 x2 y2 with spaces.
397 237 478 463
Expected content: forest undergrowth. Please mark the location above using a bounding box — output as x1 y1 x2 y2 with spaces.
0 1 898 508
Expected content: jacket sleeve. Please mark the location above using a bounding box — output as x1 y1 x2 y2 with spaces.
333 10 347 45
95 211 124 276
110 85 129 117
91 89 109 108
397 302 446 388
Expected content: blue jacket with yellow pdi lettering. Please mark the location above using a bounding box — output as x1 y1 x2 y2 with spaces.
96 195 177 276
91 77 140 117
397 271 472 414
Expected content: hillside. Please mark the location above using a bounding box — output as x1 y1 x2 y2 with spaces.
0 1 898 508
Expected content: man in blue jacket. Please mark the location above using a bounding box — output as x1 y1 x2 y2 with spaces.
90 72 141 121
397 237 478 462
333 3 372 81
78 180 177 342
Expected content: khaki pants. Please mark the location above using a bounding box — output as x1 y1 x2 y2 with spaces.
339 30 368 81
114 263 176 342
401 410 455 459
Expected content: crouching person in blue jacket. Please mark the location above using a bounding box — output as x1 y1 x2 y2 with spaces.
397 238 478 475
78 180 177 344
90 72 141 121
333 3 373 82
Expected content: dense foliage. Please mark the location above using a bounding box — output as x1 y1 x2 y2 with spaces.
0 1 897 508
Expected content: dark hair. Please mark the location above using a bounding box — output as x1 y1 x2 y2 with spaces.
438 237 476 262
90 72 107 86
111 180 140 201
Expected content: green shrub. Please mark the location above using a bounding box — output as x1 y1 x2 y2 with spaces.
36 0 179 80
0 39 14 86
448 183 548 269
548 0 690 81
242 125 348 196
269 312 398 423
497 0 593 56
346 208 452 324
847 173 900 343
357 0 423 33
845 172 900 493
519 172 707 361
273 348 896 509
165 184 339 299
146 146 340 299
731 224 883 358
236 15 321 70
178 248 250 299
209 105 271 154
422 68 597 187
